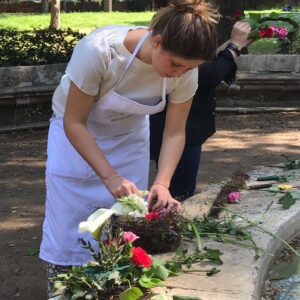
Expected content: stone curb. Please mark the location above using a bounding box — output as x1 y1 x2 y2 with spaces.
152 167 300 300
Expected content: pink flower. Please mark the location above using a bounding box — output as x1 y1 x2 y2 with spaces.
278 26 288 37
228 192 241 204
122 231 139 243
269 25 278 33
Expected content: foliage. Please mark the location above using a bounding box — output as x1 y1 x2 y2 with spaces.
283 156 300 170
0 28 85 67
126 0 152 12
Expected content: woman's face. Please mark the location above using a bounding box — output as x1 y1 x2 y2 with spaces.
150 35 205 78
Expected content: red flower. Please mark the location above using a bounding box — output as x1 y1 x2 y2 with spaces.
259 29 266 37
145 212 160 220
264 27 274 38
131 247 153 268
103 237 123 247
232 9 244 19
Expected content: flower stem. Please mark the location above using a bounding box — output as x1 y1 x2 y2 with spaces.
221 206 300 257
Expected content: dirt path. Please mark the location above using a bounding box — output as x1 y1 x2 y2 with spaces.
0 112 299 300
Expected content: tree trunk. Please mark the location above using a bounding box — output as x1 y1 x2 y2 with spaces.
81 0 86 12
215 0 261 45
41 0 48 13
103 0 112 12
50 0 60 30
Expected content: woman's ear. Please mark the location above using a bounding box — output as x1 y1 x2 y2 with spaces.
152 35 163 49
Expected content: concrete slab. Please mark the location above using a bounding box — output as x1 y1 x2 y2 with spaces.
152 167 300 300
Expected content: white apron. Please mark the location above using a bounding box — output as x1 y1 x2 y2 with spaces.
40 32 167 265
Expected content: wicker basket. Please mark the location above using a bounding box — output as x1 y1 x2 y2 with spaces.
111 214 181 254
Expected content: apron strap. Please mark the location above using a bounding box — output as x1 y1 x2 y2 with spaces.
115 30 167 103
115 31 150 88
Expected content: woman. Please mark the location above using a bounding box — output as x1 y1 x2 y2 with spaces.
40 0 219 294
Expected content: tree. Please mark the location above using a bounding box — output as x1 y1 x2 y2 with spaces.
104 0 112 12
41 0 48 13
49 0 60 30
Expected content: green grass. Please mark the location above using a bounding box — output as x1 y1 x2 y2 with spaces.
0 11 155 33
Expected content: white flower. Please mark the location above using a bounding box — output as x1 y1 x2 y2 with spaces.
78 194 149 237
78 208 114 236
112 194 148 218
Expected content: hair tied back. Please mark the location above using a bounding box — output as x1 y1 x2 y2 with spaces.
170 0 219 23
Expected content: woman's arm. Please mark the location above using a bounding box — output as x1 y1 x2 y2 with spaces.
63 81 140 199
147 98 193 211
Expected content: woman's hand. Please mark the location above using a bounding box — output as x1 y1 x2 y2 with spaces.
147 183 182 212
104 175 140 199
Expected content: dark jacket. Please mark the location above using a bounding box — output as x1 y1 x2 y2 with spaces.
150 48 237 160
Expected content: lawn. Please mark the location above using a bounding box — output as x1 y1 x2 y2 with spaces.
0 11 155 33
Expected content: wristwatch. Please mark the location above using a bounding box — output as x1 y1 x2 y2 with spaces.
226 43 241 56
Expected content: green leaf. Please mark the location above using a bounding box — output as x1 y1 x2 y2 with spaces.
71 291 87 300
247 18 258 28
139 277 161 288
248 13 262 21
269 12 279 19
25 248 40 256
120 287 143 300
279 192 295 209
206 267 220 276
192 223 202 251
268 187 280 192
151 262 170 280
151 295 169 300
204 249 223 264
175 243 184 257
291 192 300 199
173 296 202 300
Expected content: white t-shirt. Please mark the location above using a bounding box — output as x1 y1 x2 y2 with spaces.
52 25 198 117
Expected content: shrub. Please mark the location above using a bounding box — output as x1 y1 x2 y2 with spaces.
0 28 85 67
126 0 151 12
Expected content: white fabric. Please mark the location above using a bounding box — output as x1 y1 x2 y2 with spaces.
40 32 166 265
52 25 198 117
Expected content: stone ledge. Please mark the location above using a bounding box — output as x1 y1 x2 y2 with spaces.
151 167 300 300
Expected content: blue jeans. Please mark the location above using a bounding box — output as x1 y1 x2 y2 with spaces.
154 144 202 201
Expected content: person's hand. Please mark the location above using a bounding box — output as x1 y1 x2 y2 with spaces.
243 37 256 48
231 19 252 49
104 175 140 199
147 183 182 212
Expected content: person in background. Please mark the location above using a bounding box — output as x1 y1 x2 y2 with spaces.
150 19 253 201
283 2 292 11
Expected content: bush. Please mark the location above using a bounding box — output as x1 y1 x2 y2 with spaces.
0 28 85 67
126 0 151 12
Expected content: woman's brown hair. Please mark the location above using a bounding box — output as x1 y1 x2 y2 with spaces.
149 0 219 61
